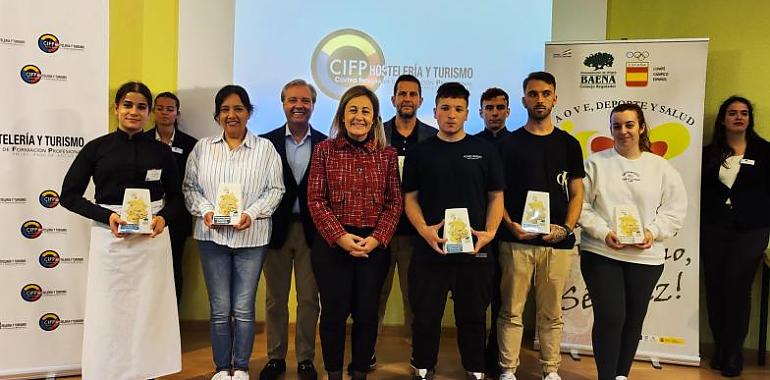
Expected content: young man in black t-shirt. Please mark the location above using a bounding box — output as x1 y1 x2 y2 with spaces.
496 72 584 380
402 82 505 380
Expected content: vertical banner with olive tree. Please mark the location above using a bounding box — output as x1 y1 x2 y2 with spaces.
545 39 708 365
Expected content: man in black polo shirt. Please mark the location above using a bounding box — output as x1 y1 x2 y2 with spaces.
496 72 584 380
403 82 504 380
377 74 437 351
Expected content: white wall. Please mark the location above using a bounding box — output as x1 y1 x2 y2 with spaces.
177 0 235 139
552 0 607 41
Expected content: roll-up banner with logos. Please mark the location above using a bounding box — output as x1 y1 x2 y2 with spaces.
0 1 107 378
545 39 708 366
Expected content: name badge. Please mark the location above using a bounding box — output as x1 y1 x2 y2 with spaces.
171 146 183 154
145 169 162 181
740 158 755 166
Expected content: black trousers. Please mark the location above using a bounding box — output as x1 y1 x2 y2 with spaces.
701 221 769 368
484 240 501 373
311 228 390 373
168 226 190 301
580 251 663 380
409 255 494 372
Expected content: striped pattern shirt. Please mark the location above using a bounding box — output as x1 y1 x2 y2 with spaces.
183 132 285 248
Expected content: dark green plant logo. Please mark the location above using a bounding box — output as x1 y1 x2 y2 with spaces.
583 52 614 71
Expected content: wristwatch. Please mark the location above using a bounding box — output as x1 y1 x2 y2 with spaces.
560 224 574 236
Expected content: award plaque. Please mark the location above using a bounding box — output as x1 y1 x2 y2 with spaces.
118 188 152 234
615 204 644 244
521 190 550 234
443 208 474 254
213 183 243 226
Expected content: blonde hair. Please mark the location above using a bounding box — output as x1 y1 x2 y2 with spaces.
330 85 386 149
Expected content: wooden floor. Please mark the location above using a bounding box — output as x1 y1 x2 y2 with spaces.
59 323 769 380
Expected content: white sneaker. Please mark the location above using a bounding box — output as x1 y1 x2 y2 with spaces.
232 370 250 380
413 368 434 380
543 373 561 380
465 371 484 379
211 371 232 380
615 377 628 380
499 371 517 380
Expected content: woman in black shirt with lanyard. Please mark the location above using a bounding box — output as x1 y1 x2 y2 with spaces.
701 96 770 378
60 81 182 380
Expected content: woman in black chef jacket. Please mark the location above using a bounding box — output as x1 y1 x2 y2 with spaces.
701 95 770 378
60 81 182 380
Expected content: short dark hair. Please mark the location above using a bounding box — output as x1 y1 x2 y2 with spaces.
435 82 469 105
393 74 422 96
280 79 317 104
213 85 254 122
115 81 152 109
610 103 651 153
522 71 556 92
480 87 509 107
155 91 180 109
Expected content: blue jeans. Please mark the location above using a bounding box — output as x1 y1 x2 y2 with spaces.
198 240 267 372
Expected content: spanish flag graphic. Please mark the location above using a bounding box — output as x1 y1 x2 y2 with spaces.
625 62 649 87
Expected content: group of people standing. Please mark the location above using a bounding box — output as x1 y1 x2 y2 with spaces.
58 71 769 380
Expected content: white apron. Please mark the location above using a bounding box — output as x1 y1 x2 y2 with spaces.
81 202 181 380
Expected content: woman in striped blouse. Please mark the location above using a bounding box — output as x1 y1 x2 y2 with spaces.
307 85 403 380
183 85 285 380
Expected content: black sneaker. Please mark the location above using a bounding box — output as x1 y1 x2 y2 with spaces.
346 355 376 375
259 359 286 380
297 360 317 380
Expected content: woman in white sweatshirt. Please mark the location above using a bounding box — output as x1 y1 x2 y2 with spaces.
578 103 687 380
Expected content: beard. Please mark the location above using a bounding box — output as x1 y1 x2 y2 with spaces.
396 105 416 118
527 106 551 121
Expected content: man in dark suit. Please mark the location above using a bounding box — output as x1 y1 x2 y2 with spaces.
259 79 326 380
376 74 437 363
146 91 198 303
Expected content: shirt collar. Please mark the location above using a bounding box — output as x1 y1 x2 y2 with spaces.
284 124 311 145
116 127 151 141
333 135 377 152
154 126 176 145
213 131 256 148
484 127 508 138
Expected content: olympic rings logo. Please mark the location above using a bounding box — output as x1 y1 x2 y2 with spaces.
625 51 650 60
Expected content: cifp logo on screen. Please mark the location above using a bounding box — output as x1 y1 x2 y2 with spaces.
311 29 385 99
39 190 60 208
39 250 61 268
38 34 60 53
20 65 42 84
21 284 43 302
39 313 60 331
21 220 43 239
